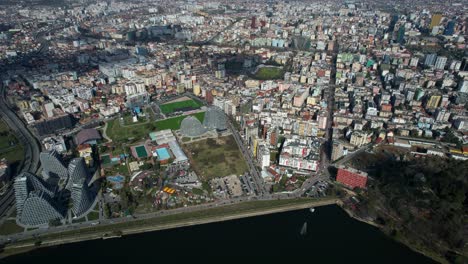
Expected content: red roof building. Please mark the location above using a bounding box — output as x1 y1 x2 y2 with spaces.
336 166 368 189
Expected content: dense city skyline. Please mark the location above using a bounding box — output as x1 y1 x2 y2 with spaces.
0 0 466 263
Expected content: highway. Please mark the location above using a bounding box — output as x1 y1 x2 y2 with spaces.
0 79 41 221
0 22 67 223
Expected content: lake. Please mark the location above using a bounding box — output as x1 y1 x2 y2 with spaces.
3 205 435 263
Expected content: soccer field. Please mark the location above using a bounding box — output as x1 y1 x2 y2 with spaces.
159 99 203 114
105 112 205 143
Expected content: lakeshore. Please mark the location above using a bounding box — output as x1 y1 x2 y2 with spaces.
2 204 435 263
0 197 338 258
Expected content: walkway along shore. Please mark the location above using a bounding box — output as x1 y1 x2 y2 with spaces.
0 198 339 258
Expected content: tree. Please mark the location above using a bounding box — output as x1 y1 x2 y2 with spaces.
48 218 61 227
104 204 112 218
140 163 153 170
441 130 462 148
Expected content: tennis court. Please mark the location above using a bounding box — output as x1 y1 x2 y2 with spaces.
135 145 148 158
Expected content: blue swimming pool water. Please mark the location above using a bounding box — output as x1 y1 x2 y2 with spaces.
107 175 125 183
156 148 170 160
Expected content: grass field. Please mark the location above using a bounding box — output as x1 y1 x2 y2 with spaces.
106 118 153 143
0 120 24 173
183 135 248 180
87 211 100 221
104 164 129 176
106 112 205 143
159 99 203 114
0 220 23 235
254 66 284 80
0 121 19 150
0 147 25 164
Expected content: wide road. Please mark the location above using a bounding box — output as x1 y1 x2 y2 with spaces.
0 193 336 245
226 118 269 196
0 78 41 220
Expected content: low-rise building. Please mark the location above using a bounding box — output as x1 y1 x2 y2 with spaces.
336 166 368 189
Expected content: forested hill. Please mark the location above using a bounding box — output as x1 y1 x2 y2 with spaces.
354 157 468 263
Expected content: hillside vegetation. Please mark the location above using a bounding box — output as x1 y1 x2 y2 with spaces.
353 157 468 263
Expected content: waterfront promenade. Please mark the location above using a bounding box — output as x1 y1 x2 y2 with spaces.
0 197 338 257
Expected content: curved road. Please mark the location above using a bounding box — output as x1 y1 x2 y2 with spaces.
0 78 41 219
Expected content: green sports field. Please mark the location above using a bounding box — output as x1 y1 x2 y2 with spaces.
159 99 203 114
254 66 284 80
135 145 148 158
106 112 205 143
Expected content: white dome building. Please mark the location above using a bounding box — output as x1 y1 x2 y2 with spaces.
203 107 227 131
180 116 207 137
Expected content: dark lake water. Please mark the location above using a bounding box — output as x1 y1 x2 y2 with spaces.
3 205 435 263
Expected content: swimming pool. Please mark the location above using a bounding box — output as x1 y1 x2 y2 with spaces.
156 148 171 160
107 175 125 183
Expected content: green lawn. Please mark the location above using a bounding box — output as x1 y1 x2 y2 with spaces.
0 121 19 150
87 211 100 221
106 118 154 144
104 164 129 176
191 188 204 195
106 112 205 143
0 126 24 174
0 220 23 235
101 154 111 165
183 135 248 180
254 66 284 80
159 99 203 114
0 147 24 163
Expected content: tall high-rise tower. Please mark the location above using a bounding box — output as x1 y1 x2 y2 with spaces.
70 183 93 217
40 150 68 182
14 172 64 226
14 151 96 227
67 157 89 189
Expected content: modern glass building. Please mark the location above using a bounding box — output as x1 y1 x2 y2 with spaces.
70 183 94 217
14 172 55 216
14 151 96 227
19 191 65 227
14 172 64 226
67 157 89 189
40 150 68 182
